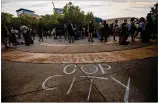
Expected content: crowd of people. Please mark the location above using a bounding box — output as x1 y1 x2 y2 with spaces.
2 14 157 48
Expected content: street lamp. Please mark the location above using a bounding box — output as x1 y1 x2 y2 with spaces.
52 1 56 14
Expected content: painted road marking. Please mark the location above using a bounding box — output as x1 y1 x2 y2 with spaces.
124 78 130 103
81 64 98 75
111 76 128 89
41 64 131 102
42 75 63 91
63 64 77 75
87 79 93 101
67 76 76 94
2 45 157 63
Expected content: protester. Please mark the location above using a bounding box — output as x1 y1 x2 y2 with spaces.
32 28 36 40
9 27 17 46
56 28 62 39
38 27 44 42
109 24 113 34
113 19 119 41
20 25 28 45
52 28 57 39
28 26 34 45
96 24 101 40
134 17 146 41
100 20 109 42
141 13 154 42
64 23 68 40
128 18 137 42
2 24 9 48
74 24 78 40
82 26 86 39
99 22 103 41
79 24 83 39
88 20 94 42
119 19 129 45
67 20 74 43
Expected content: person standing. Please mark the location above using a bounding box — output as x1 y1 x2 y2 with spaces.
64 23 68 40
88 20 94 42
20 25 30 46
32 28 36 40
10 27 17 46
52 28 57 39
74 24 77 40
82 26 86 39
100 20 109 42
119 19 129 45
141 13 154 43
113 20 119 41
79 24 83 39
28 26 34 45
128 18 137 42
67 20 74 43
38 27 43 42
2 24 9 48
134 17 146 41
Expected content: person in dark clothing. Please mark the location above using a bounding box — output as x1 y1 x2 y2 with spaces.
38 28 43 42
119 19 129 45
82 26 86 39
67 21 74 43
113 19 119 41
64 23 68 40
129 18 137 42
141 13 154 43
88 20 94 42
52 28 57 39
10 27 17 46
74 24 78 40
79 24 83 39
32 28 36 40
20 25 30 46
134 17 145 41
100 20 109 42
2 24 9 48
28 26 34 45
56 28 62 39
151 22 157 39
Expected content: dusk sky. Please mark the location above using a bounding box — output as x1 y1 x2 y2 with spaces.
1 0 157 19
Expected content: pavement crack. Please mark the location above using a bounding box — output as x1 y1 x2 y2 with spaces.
56 46 68 53
2 78 89 100
75 63 107 102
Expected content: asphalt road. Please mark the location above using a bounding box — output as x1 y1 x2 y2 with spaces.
2 57 157 102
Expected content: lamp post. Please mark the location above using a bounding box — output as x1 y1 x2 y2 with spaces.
52 1 56 14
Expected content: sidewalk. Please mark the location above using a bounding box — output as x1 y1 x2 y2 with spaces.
2 44 157 64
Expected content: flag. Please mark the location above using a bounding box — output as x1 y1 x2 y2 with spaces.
55 8 63 14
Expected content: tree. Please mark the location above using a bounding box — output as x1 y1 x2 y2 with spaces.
1 2 95 31
63 2 94 25
2 12 14 28
149 3 158 23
